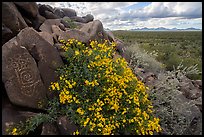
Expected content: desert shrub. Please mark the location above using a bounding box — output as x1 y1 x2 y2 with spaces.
127 48 201 135
6 39 162 135
125 43 165 75
63 18 77 29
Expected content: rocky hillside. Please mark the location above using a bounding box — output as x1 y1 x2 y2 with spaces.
2 2 202 135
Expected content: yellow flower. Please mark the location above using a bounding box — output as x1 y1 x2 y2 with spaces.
73 130 79 135
75 51 80 56
12 128 18 135
76 107 84 115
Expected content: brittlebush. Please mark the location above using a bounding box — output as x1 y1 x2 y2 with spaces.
50 39 162 135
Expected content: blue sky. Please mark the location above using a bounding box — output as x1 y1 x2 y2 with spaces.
38 2 202 30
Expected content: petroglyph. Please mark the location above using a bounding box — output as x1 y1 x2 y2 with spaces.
7 53 41 97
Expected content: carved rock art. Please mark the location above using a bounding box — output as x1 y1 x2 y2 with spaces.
2 37 47 109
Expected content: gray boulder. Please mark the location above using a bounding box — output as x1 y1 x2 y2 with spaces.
62 8 77 17
82 14 94 23
2 37 47 109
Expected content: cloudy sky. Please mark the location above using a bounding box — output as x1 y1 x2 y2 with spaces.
38 2 202 30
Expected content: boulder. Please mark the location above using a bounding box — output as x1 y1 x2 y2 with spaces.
82 14 94 23
44 10 59 19
2 98 38 135
54 8 65 18
70 16 86 23
2 37 47 109
114 38 128 60
74 22 85 29
80 20 109 43
51 25 64 37
14 2 39 18
57 116 78 135
105 31 115 42
38 4 54 18
41 122 60 135
38 31 54 45
32 14 46 30
62 8 77 17
58 29 90 44
2 2 28 36
2 24 13 45
39 19 61 34
16 27 64 99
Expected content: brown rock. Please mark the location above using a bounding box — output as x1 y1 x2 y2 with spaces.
38 31 54 45
54 8 65 18
44 10 59 19
58 29 90 44
2 2 28 36
105 31 115 42
2 37 47 109
80 20 109 42
41 122 60 135
38 4 54 18
2 24 14 45
51 25 64 37
14 2 39 18
16 27 64 99
39 19 61 34
57 116 78 135
32 14 46 30
2 98 38 135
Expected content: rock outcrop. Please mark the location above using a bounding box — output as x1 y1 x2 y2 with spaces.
2 2 202 135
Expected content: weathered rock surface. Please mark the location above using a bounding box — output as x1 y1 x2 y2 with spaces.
41 122 60 135
80 20 108 42
2 98 38 135
2 37 47 109
14 2 39 18
39 19 61 34
58 29 90 44
61 8 77 17
38 4 54 18
44 10 59 19
2 24 13 45
82 14 94 23
57 116 78 135
16 27 64 99
38 31 54 45
2 2 28 37
70 16 86 23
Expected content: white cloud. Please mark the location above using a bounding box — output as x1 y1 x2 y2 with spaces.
37 2 202 30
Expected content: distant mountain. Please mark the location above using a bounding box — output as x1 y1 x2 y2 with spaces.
130 27 201 31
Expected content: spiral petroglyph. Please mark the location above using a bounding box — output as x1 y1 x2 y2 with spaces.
7 53 40 97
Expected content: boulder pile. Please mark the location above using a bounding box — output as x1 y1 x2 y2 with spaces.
2 2 202 135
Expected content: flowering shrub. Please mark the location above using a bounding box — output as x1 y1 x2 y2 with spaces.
50 39 162 135
6 39 161 135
